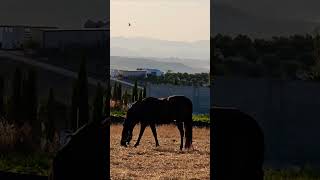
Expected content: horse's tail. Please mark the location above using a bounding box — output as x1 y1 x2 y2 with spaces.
185 113 193 149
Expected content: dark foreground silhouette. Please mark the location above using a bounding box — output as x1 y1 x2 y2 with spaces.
0 171 47 180
121 96 193 150
49 118 109 180
212 107 264 180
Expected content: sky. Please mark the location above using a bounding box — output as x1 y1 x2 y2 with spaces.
111 0 210 42
215 0 320 22
0 0 108 28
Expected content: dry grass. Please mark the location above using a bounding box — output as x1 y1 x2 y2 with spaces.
0 120 17 152
111 124 210 180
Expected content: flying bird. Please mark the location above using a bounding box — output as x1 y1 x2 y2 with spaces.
128 23 131 27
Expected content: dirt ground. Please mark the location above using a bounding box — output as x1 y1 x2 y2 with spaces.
110 124 210 180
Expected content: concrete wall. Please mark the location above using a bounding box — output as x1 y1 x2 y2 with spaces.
213 76 320 167
146 84 210 114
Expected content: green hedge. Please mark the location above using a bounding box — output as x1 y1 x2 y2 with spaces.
110 110 210 126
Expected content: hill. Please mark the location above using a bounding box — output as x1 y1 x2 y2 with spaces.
110 56 208 74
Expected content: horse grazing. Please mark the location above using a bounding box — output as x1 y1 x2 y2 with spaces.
121 95 193 150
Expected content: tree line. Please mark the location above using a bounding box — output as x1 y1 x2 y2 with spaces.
212 33 320 80
127 72 210 87
0 59 106 153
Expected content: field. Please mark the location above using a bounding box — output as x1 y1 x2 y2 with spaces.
110 124 210 180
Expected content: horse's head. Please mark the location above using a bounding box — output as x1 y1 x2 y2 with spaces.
120 118 133 147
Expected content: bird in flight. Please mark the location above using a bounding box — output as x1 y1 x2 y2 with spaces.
128 23 131 27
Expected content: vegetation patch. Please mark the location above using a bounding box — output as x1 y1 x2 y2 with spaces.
0 152 52 176
264 167 320 180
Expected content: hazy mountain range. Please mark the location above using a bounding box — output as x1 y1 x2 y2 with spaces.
110 37 210 73
212 2 320 38
111 37 209 60
111 56 209 74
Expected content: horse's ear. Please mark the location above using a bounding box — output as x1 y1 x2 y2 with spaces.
100 118 110 128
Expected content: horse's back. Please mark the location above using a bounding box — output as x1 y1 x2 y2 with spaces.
50 122 108 179
167 96 193 118
127 95 193 124
212 107 264 179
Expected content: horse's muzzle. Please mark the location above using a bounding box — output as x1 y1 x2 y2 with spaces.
120 140 128 147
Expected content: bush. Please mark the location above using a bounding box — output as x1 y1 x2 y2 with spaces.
0 119 18 152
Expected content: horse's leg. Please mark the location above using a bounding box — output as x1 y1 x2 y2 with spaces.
177 122 184 150
134 123 147 147
150 123 160 147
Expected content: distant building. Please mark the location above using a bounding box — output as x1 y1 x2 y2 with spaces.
111 69 147 78
31 28 109 49
136 68 164 76
0 25 56 49
110 69 120 78
0 25 109 51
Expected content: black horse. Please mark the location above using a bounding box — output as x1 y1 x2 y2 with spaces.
49 117 109 180
212 107 264 180
121 95 193 150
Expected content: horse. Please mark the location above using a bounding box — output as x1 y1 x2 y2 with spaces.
212 107 264 180
49 117 110 180
120 95 193 150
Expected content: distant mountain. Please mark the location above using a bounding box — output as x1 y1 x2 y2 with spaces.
110 37 209 60
151 57 209 72
212 3 319 38
110 56 208 74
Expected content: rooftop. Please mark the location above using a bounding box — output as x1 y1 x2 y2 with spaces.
0 25 57 29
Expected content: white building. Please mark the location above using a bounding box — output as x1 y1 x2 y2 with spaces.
110 69 120 78
111 69 147 78
0 25 56 49
136 68 164 76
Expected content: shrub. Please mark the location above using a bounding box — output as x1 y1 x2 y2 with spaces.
0 119 18 152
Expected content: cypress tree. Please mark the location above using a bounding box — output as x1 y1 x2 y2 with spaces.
47 88 56 142
70 80 79 131
27 69 40 146
132 80 138 102
92 83 104 123
138 89 143 101
104 82 110 118
22 69 38 125
0 76 4 116
21 74 28 120
112 82 117 101
77 58 89 127
143 86 147 98
104 82 110 115
123 90 128 106
108 83 112 100
11 68 22 125
117 84 122 101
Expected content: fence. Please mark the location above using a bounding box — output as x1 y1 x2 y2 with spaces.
146 84 210 114
213 76 320 167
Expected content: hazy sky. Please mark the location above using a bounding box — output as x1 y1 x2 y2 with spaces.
215 0 320 22
0 0 108 28
111 0 210 42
